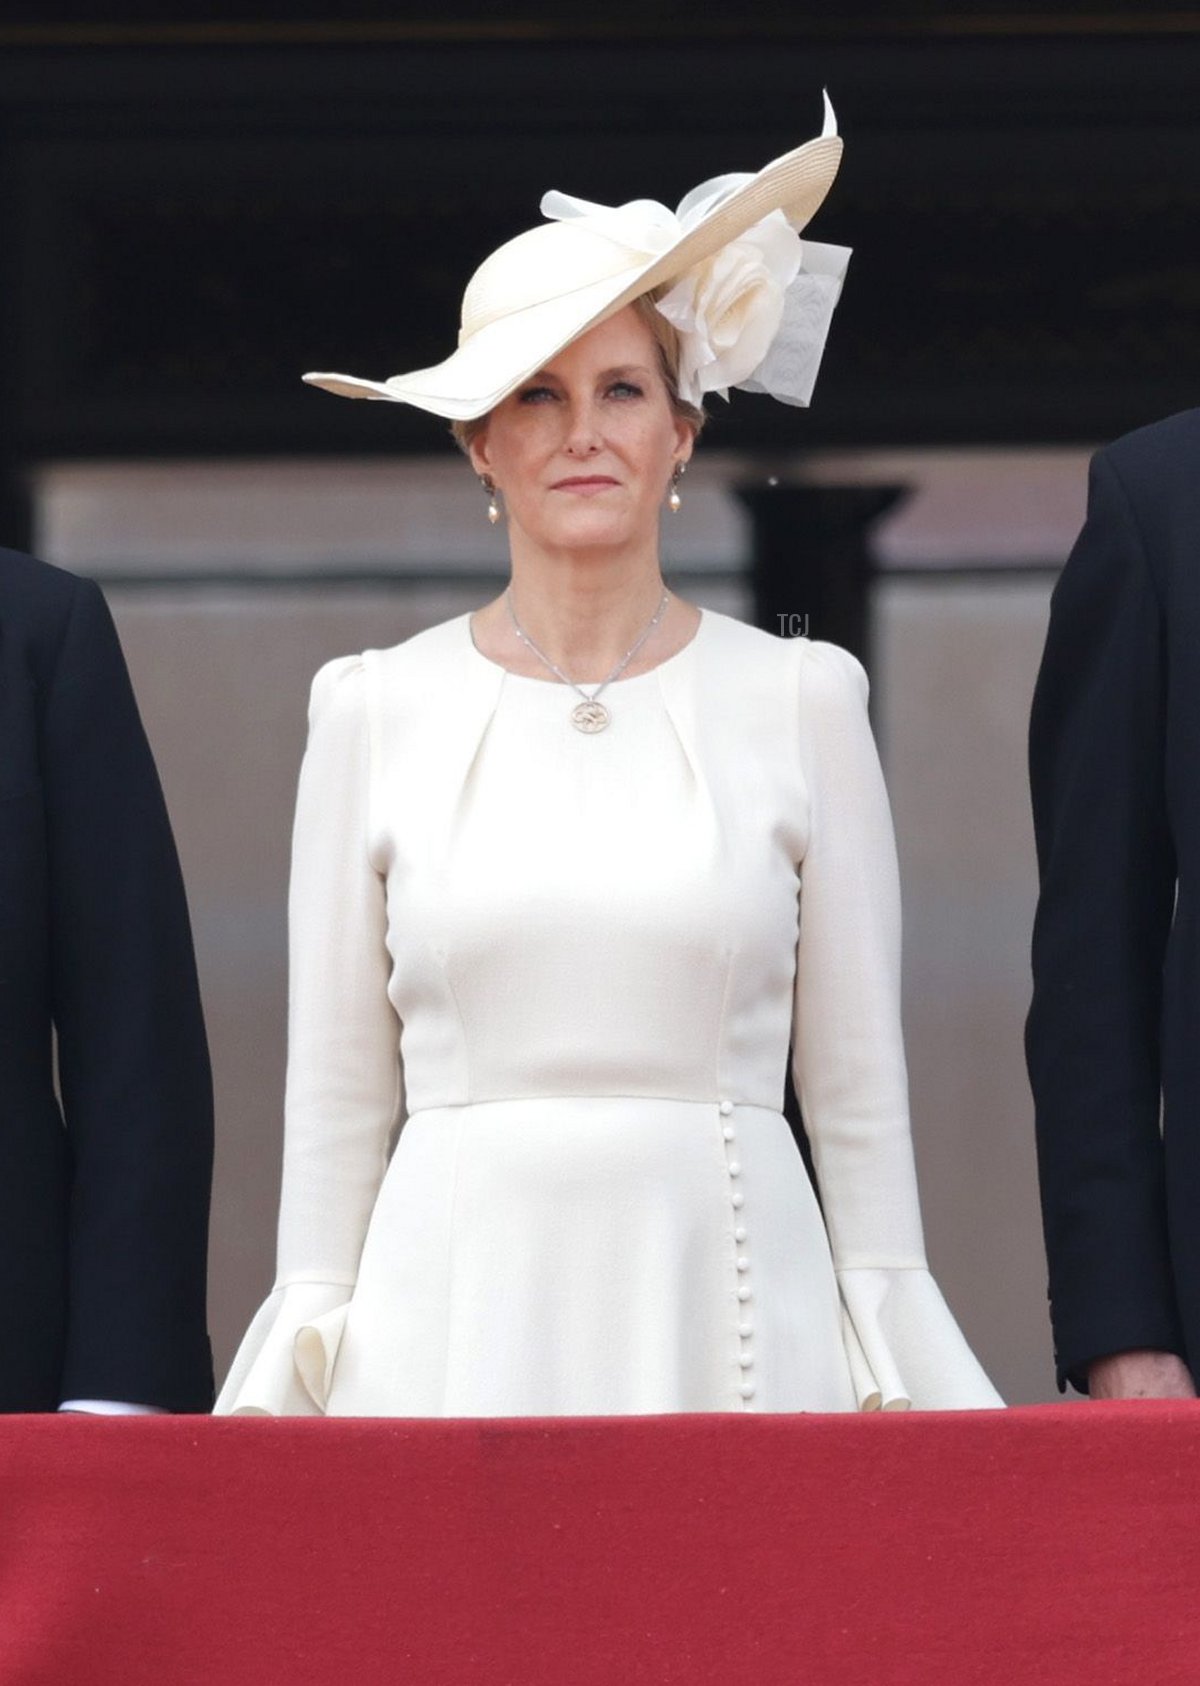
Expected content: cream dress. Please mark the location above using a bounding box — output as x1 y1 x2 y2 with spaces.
217 607 1000 1416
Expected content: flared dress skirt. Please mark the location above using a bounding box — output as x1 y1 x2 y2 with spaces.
324 1097 857 1415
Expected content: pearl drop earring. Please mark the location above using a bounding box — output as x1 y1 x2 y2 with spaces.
668 461 685 514
481 476 501 525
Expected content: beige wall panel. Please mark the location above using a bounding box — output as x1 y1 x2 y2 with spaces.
875 576 1059 1404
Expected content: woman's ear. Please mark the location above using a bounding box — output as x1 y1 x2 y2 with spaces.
673 417 696 467
467 429 492 482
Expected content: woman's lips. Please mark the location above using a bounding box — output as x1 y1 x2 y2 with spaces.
551 476 620 494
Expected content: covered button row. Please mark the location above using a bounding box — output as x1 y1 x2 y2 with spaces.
719 1100 755 1403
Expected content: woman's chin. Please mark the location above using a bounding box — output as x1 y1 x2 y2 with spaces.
533 512 652 554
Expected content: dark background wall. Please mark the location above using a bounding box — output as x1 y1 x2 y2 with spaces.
1 4 1198 545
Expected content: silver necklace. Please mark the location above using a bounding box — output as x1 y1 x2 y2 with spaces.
505 587 671 734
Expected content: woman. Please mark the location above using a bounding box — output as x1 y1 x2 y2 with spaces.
217 101 1001 1416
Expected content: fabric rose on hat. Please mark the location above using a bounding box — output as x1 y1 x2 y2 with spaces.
653 210 803 405
541 178 804 407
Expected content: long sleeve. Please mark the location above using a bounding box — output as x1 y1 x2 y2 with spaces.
216 654 403 1414
791 640 1000 1409
1026 449 1182 1390
45 578 214 1412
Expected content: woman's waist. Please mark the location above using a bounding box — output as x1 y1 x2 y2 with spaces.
394 1096 794 1189
402 1092 778 1119
396 1018 794 1121
402 1094 786 1132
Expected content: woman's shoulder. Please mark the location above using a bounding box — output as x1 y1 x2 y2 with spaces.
701 609 868 709
793 636 869 709
306 614 471 714
366 613 472 678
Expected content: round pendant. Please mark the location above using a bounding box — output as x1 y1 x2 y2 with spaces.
571 699 610 734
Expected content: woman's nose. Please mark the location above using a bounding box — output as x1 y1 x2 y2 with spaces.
562 399 602 456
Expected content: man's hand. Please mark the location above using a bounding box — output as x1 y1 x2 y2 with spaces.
1088 1349 1196 1400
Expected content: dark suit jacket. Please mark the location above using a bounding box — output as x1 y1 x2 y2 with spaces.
0 549 213 1411
1027 407 1200 1390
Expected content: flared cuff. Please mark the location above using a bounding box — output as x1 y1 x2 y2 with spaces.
214 1281 351 1416
837 1267 1004 1412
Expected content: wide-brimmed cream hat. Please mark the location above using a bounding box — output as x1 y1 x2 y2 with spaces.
304 94 849 421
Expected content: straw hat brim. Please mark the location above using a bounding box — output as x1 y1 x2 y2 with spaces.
304 132 842 422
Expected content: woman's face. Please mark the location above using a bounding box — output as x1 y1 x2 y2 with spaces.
468 305 694 557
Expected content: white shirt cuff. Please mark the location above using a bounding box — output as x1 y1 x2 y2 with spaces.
58 1399 169 1416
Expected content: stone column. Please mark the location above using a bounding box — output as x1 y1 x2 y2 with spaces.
735 481 907 670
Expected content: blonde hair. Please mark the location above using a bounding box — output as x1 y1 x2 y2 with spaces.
449 289 705 454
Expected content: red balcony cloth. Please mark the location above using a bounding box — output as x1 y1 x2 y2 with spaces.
1 1404 1198 1685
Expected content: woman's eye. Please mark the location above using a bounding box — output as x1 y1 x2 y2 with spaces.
517 385 557 404
607 381 643 399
